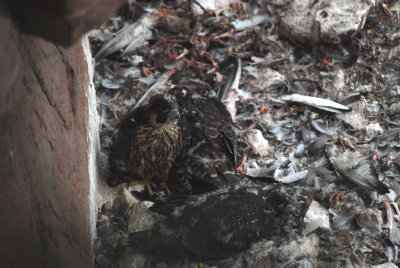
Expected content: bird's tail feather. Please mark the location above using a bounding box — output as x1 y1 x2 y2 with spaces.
129 230 160 252
218 57 241 102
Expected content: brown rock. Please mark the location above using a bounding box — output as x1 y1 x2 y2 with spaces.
0 0 128 266
389 102 400 116
157 14 191 34
354 209 383 229
0 7 21 94
0 33 93 267
5 0 127 46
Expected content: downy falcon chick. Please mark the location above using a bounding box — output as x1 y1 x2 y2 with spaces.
167 82 239 193
108 94 181 194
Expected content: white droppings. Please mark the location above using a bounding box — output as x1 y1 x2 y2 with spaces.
83 35 100 247
246 129 269 157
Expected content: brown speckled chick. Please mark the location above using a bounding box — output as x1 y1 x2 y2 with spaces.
167 82 239 194
108 94 181 194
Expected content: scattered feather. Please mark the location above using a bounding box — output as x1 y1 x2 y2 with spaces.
276 170 308 184
232 15 269 31
281 94 350 113
133 63 182 109
221 58 241 120
95 13 157 60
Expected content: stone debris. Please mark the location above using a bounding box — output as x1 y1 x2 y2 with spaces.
303 201 330 235
280 0 375 44
90 0 400 267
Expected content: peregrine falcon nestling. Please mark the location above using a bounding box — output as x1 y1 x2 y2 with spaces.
128 187 288 261
167 82 239 193
108 94 181 194
108 77 239 195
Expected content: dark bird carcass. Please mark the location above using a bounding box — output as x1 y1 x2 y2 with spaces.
108 94 181 194
167 81 239 193
128 187 288 261
325 137 390 196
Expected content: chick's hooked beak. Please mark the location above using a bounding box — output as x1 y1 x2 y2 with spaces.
207 90 217 98
169 109 180 119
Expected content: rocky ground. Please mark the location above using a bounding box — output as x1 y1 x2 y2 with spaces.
90 1 400 267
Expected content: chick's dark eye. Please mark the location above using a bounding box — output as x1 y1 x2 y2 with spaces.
159 104 170 113
200 88 209 97
275 198 286 207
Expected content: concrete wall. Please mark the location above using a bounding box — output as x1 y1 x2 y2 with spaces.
0 1 125 267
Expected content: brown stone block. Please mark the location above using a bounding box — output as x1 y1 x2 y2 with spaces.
0 6 21 95
6 0 127 46
0 34 93 267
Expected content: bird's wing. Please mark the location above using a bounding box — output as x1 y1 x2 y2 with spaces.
108 106 146 184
